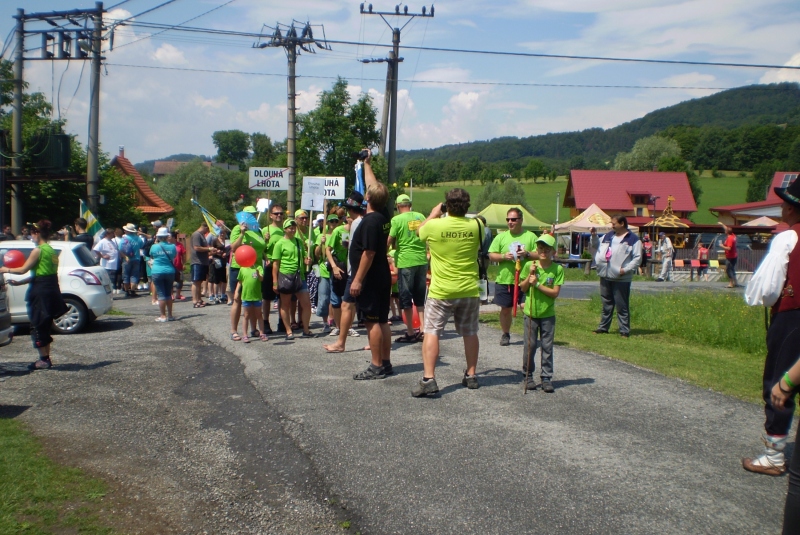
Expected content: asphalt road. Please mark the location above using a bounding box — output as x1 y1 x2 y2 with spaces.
0 289 791 534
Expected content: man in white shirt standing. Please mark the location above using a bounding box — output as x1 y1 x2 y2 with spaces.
742 178 800 476
93 229 120 292
656 232 673 282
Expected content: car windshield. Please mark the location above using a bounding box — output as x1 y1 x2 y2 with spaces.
72 244 97 267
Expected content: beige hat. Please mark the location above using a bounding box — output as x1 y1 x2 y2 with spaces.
122 223 137 233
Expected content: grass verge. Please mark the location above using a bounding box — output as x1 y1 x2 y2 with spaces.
0 419 115 534
481 290 768 403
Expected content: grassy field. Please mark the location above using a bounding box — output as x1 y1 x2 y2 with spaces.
0 419 115 533
480 290 768 403
406 172 750 225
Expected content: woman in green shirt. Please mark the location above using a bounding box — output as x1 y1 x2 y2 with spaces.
272 219 313 340
0 220 68 369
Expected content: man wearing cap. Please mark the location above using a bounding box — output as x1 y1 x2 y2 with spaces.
349 151 394 380
742 178 800 477
590 215 641 338
656 231 673 282
488 207 538 346
228 207 265 338
120 223 144 298
388 193 428 343
322 192 365 353
189 222 218 307
262 204 285 334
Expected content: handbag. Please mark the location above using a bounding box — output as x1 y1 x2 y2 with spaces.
276 237 304 294
213 257 224 270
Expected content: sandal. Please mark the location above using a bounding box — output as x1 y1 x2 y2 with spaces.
395 333 418 343
242 335 251 343
285 333 295 341
260 333 269 342
193 302 206 308
290 322 301 331
230 333 242 341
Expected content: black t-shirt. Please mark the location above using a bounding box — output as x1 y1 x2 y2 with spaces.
72 233 94 249
349 206 391 287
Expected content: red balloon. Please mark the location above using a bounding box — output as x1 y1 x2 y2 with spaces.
3 249 25 269
235 245 257 268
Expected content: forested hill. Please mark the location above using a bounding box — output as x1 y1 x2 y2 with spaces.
395 83 800 167
135 153 210 175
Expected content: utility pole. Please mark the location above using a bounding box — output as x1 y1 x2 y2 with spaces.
254 22 331 213
11 9 24 234
87 1 103 212
359 3 433 185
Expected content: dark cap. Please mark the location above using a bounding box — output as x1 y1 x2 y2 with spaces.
344 191 365 211
775 177 800 209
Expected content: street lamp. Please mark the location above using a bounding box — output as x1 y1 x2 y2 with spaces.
556 191 561 224
649 196 660 233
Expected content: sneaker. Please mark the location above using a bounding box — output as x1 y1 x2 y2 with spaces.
208 296 217 305
28 357 52 370
541 380 555 393
322 324 332 334
353 364 386 380
500 333 511 346
411 377 439 397
301 331 315 338
348 328 360 337
524 376 538 391
329 327 340 337
656 278 664 282
263 325 274 335
461 373 479 389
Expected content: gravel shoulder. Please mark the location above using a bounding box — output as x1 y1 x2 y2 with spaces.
0 291 793 534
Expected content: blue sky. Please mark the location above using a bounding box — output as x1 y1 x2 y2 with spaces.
2 0 799 164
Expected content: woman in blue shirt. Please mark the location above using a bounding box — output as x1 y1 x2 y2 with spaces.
149 227 177 322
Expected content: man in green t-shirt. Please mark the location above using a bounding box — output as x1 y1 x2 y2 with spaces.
261 204 285 334
519 234 564 393
412 188 483 398
488 207 538 347
388 194 428 343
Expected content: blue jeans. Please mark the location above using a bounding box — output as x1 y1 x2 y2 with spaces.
151 272 175 301
726 256 737 286
317 276 332 319
122 259 140 284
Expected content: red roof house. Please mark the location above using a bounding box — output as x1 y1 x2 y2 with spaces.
111 147 174 216
709 172 798 225
564 170 697 225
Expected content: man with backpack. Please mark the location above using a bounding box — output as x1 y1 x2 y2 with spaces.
120 223 144 298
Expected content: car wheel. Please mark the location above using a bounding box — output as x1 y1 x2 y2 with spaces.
53 297 88 334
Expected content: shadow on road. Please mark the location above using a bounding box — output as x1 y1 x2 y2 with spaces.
56 360 120 372
0 405 31 419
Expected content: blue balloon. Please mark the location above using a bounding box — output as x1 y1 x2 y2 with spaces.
236 211 261 233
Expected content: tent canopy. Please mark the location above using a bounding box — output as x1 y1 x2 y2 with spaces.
742 216 779 227
476 204 549 231
553 203 638 234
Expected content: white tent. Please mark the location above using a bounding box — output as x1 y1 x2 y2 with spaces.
742 216 779 227
554 203 639 234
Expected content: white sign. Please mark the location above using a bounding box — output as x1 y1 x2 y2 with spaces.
256 198 271 213
304 176 345 199
248 167 289 190
301 177 325 211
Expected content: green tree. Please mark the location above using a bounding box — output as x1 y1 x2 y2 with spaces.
296 77 380 190
460 156 481 185
475 179 533 213
212 130 251 169
656 155 703 206
250 133 277 167
613 135 681 171
746 160 781 202
785 135 800 171
524 159 549 183
403 159 435 187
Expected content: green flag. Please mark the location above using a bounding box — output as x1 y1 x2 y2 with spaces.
80 200 103 239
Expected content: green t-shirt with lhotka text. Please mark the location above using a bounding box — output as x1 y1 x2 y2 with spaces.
389 211 428 269
488 230 539 285
419 216 481 300
272 236 305 277
237 265 264 302
522 260 564 318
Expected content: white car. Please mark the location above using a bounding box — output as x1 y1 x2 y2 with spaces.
0 240 114 334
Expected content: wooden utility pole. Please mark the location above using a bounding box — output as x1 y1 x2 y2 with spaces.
11 9 24 234
87 1 103 212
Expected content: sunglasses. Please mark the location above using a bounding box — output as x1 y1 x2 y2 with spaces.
506 218 519 222
271 212 284 217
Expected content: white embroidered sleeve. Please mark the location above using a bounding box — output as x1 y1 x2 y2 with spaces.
745 230 798 307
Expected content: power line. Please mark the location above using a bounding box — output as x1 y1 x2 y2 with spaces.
103 62 735 90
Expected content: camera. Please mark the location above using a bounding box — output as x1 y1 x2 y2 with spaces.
352 149 371 161
440 202 447 213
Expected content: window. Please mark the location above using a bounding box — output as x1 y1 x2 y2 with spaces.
72 244 97 267
781 174 798 188
636 207 644 216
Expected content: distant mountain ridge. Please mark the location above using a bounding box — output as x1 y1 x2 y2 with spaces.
135 153 210 175
395 83 800 167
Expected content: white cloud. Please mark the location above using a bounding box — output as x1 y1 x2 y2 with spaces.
152 44 187 65
760 52 800 84
295 85 323 113
449 19 478 28
192 94 229 109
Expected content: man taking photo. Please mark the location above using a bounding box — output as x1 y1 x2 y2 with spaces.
412 188 483 397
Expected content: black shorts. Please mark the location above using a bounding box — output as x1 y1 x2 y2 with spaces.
343 276 356 304
493 282 524 309
229 267 239 294
262 264 277 301
357 283 391 324
208 261 227 284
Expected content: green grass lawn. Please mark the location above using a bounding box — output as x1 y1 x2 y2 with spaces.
0 419 116 533
481 290 768 403
406 173 749 226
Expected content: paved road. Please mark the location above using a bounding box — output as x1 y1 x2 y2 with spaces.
0 290 791 534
